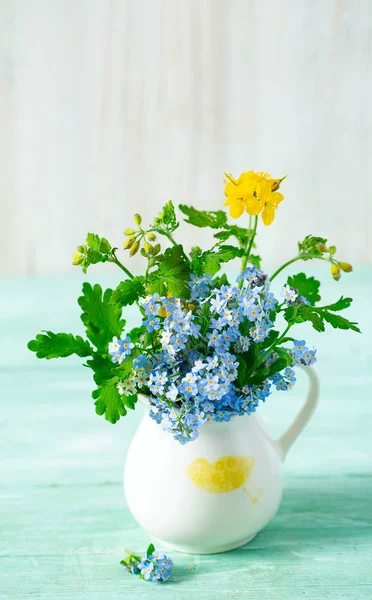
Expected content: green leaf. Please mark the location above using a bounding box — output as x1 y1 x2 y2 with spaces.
260 330 280 349
237 355 249 388
213 225 250 244
284 301 360 334
274 348 293 366
146 543 155 557
86 233 101 251
78 283 126 352
127 325 147 344
123 394 137 410
179 205 228 229
28 331 93 360
321 296 353 312
191 245 243 276
86 232 111 254
249 254 262 269
322 312 360 332
287 272 321 305
249 367 270 385
212 273 230 288
149 245 191 297
92 384 127 424
111 277 145 307
266 357 291 378
85 354 118 386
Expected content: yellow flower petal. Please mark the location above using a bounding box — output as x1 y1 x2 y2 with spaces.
261 206 275 226
224 197 245 219
255 180 272 199
271 191 284 207
245 196 263 216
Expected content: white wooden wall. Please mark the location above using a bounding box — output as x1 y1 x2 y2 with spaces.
1 0 371 275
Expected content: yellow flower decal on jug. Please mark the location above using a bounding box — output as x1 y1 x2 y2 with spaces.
186 455 262 504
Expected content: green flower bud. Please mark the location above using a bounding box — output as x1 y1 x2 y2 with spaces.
144 242 153 255
152 244 161 256
140 248 147 257
72 251 84 266
147 232 156 242
329 245 337 255
124 228 136 236
317 243 329 253
123 236 136 250
339 261 353 273
129 241 140 256
133 213 142 226
331 263 341 280
77 245 87 253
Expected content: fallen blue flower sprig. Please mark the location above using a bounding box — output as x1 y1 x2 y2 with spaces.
120 543 173 582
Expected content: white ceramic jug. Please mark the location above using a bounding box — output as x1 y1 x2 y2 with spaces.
124 366 319 554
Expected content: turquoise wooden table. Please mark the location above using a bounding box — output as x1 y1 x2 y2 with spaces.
1 268 371 599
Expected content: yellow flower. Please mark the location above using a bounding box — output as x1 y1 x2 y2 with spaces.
224 171 257 218
245 180 284 226
224 170 284 225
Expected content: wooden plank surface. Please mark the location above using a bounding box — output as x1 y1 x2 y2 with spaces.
0 267 371 599
1 0 372 275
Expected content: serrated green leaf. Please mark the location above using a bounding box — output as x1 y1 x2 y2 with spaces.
212 273 230 288
86 232 101 251
287 272 321 305
111 277 145 307
321 296 353 312
179 205 228 229
127 325 147 344
78 283 125 352
93 384 127 424
213 225 250 243
149 245 191 297
123 394 137 410
85 354 118 386
27 331 93 360
285 302 360 334
322 312 360 332
191 245 243 276
249 254 262 269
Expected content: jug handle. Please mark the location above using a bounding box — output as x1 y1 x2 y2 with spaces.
276 366 320 461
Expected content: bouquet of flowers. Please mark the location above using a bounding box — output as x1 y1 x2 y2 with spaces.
28 170 359 444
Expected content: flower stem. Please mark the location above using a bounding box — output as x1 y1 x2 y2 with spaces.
239 215 258 289
270 254 330 282
150 228 190 263
110 253 135 279
246 323 292 380
270 257 301 282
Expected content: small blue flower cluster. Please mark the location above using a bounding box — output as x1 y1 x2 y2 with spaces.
281 284 311 306
123 548 173 583
108 266 317 444
108 336 134 364
291 339 317 366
